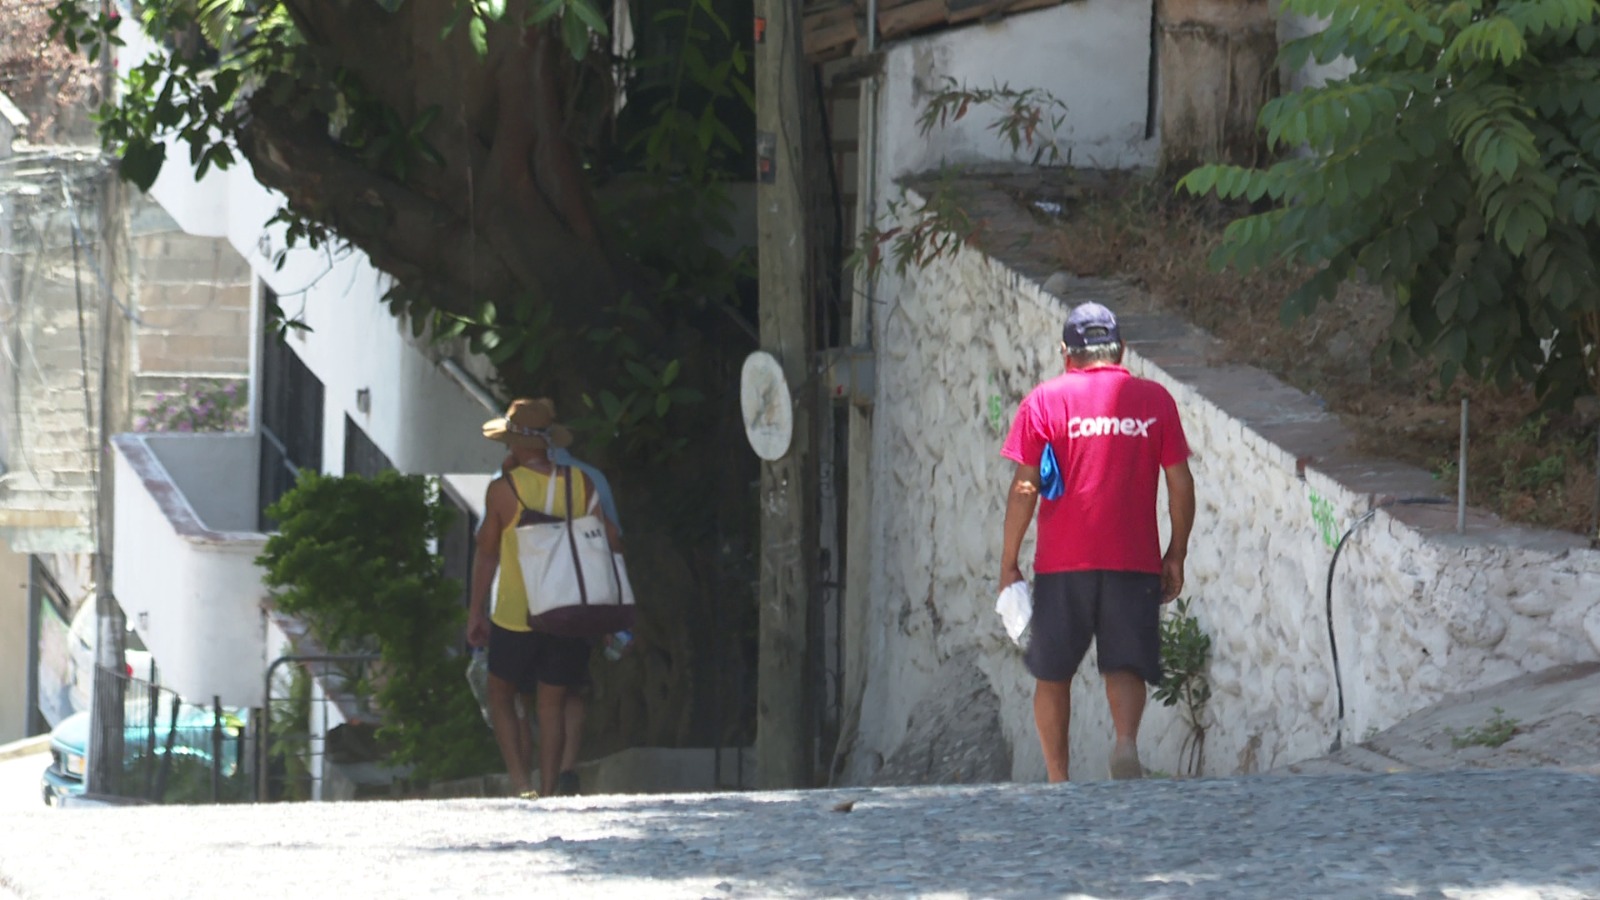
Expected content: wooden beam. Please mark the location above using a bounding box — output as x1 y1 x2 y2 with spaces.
878 0 948 39
804 5 861 60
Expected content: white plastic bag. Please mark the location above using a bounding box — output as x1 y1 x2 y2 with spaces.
466 648 491 726
996 581 1033 646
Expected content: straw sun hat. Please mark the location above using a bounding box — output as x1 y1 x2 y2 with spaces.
481 397 574 449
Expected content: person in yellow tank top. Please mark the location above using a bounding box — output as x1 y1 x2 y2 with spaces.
467 398 620 799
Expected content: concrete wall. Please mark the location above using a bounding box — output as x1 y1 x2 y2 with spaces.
141 433 261 534
111 436 268 708
0 541 31 742
874 0 1156 182
843 198 1600 784
131 228 252 379
145 155 508 477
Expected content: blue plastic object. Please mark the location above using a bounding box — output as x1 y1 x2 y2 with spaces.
1039 444 1064 501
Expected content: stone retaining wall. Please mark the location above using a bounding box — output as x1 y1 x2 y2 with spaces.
845 198 1600 783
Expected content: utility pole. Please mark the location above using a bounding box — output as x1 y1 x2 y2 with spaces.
753 0 817 789
87 0 129 796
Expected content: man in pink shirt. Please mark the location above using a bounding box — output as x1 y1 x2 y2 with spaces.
1000 302 1196 782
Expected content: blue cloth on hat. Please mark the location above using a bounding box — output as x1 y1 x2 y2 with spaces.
1039 444 1064 502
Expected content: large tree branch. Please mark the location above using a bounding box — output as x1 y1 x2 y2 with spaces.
239 90 520 315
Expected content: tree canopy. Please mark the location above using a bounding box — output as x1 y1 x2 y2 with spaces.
50 0 763 754
51 0 754 408
1182 0 1600 406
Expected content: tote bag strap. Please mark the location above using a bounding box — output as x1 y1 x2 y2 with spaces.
561 466 590 606
505 465 563 516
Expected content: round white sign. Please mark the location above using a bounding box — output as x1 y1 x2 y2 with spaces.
740 351 793 461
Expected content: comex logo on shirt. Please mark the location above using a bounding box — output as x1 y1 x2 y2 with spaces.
1067 416 1158 438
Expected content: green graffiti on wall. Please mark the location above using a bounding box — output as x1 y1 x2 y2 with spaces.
1309 491 1339 548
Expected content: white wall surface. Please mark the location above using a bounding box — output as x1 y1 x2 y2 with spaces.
0 542 30 743
844 195 1600 784
112 437 268 708
142 434 261 534
119 18 506 480
875 0 1156 183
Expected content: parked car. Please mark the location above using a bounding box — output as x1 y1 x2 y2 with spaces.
41 708 241 806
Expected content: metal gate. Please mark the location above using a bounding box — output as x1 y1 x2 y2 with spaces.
256 654 381 802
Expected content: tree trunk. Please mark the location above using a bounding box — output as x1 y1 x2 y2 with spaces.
1156 0 1279 174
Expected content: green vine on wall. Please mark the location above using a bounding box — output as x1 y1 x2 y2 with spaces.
257 471 499 783
1154 597 1212 777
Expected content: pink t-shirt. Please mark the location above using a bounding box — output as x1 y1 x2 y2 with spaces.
1000 365 1190 574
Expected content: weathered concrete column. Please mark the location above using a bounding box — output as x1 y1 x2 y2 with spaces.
1157 0 1280 174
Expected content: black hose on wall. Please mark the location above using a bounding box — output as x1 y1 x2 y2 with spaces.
1324 497 1453 753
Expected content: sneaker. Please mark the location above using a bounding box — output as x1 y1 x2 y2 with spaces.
556 770 580 796
1109 745 1144 780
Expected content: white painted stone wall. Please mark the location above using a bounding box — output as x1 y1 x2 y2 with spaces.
874 0 1157 182
845 198 1600 784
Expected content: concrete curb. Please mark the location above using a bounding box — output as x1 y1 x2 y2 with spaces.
0 735 49 762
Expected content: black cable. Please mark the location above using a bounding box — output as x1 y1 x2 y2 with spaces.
1325 496 1452 753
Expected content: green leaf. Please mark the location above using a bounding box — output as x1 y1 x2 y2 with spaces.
568 0 610 36
119 139 167 192
1179 166 1220 196
468 15 488 58
662 358 681 386
561 11 590 59
624 359 656 385
1281 265 1345 324
478 0 507 20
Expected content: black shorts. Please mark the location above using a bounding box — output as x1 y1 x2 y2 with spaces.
487 624 592 692
1024 570 1163 685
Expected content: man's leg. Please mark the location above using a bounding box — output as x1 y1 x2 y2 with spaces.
1104 669 1147 779
487 674 532 794
1034 678 1073 782
535 682 567 798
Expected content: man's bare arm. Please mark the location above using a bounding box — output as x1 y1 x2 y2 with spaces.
1160 460 1196 602
1001 463 1041 589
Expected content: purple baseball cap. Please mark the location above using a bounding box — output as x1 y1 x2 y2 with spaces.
1062 302 1121 349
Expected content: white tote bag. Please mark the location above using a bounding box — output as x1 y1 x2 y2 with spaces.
514 467 635 636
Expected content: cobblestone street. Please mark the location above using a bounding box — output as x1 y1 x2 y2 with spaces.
3 769 1598 899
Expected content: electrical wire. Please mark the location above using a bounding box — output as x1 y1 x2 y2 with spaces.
1324 495 1452 753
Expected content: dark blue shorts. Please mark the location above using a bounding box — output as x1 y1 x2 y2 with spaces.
1024 570 1163 685
487 624 591 692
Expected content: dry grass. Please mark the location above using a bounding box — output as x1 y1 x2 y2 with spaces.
1044 171 1599 539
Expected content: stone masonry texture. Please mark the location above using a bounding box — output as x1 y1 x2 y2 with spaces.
844 190 1600 786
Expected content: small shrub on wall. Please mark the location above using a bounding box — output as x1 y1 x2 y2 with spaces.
257 471 498 782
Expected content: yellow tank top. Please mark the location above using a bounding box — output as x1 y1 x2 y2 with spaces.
492 466 593 632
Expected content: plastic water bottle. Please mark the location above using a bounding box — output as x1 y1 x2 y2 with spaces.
604 630 633 662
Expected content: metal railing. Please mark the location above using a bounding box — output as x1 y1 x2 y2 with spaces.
257 654 382 802
86 665 249 804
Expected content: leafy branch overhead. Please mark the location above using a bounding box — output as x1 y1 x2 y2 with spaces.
851 80 1068 276
49 0 754 415
53 0 762 759
1181 0 1600 406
